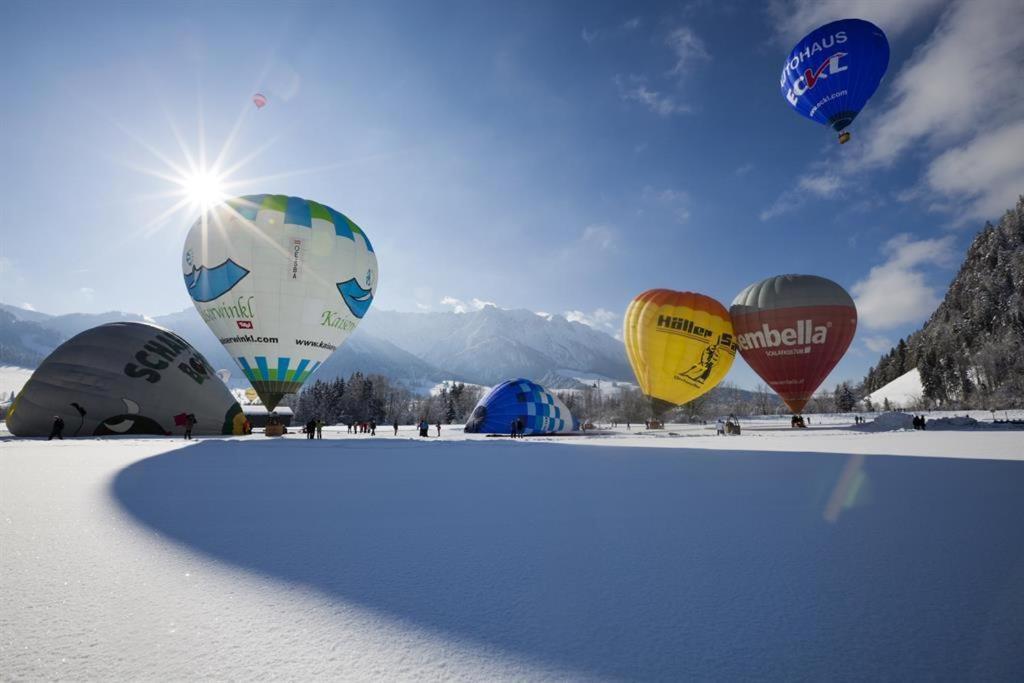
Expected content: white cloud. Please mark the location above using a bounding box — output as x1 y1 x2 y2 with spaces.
851 233 956 329
565 308 622 339
581 224 617 250
666 26 710 77
581 27 599 44
21 302 35 311
769 0 943 44
923 121 1024 223
623 17 641 31
440 296 497 314
797 173 841 197
735 163 754 176
79 287 95 300
859 0 1023 170
614 76 691 116
863 335 893 353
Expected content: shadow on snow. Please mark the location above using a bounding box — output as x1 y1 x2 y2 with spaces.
110 438 1024 680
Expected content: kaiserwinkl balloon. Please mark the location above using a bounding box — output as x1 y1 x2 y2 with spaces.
182 194 378 409
7 322 244 437
624 290 737 413
730 275 857 413
253 93 267 109
780 18 889 144
464 379 579 435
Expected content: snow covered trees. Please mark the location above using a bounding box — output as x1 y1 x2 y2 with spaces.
862 198 1024 409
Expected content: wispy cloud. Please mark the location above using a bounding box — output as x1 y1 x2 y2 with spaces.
21 302 36 311
614 76 691 116
623 17 642 31
665 26 710 77
735 162 754 176
581 27 599 44
760 170 842 220
863 335 893 353
642 186 691 223
851 233 956 329
580 224 617 250
613 23 708 116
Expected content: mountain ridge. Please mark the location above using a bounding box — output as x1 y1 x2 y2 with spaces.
0 302 632 392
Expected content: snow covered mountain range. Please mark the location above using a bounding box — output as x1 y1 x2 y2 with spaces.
0 302 632 392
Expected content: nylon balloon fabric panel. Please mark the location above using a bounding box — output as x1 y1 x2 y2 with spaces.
780 18 889 135
624 290 737 410
182 195 378 409
730 275 857 413
464 379 579 435
6 322 244 437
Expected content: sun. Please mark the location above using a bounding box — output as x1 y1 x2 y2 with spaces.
179 170 227 212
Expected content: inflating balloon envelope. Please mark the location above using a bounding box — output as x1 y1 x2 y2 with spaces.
182 194 378 409
6 322 244 437
465 379 579 435
624 289 737 415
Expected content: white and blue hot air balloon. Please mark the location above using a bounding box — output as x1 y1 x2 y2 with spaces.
182 194 378 409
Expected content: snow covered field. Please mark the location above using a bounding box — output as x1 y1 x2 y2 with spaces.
2 421 1023 679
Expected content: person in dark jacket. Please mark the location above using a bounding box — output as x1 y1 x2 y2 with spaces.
393 419 399 436
516 417 525 438
184 413 196 440
49 415 65 440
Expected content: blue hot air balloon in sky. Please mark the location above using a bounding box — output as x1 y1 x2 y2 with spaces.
464 379 580 436
780 18 889 144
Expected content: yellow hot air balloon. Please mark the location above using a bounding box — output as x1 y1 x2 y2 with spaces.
624 289 737 413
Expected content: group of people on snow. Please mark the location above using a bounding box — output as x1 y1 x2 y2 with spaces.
509 417 526 438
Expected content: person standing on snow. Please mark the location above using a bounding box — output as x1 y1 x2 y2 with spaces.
49 415 65 440
435 422 441 437
184 413 197 440
316 419 323 439
393 418 399 436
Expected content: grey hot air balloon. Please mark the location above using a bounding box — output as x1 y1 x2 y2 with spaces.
7 322 244 437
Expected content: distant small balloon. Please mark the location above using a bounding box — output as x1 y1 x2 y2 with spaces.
253 93 267 109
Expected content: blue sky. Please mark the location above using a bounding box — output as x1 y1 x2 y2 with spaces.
2 0 1022 390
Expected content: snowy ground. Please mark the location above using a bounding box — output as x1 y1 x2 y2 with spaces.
2 418 1023 679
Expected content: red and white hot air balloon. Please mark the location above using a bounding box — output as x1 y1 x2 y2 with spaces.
730 274 857 414
252 93 267 109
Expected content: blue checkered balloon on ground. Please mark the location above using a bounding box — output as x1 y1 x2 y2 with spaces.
464 379 580 435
